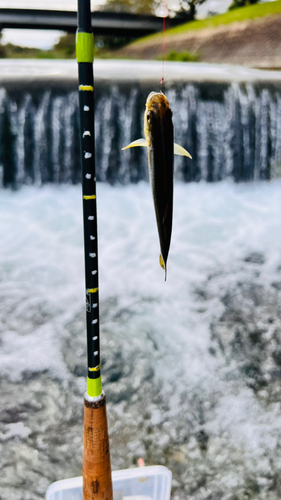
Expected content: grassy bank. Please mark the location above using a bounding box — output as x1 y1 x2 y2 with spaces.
128 0 281 47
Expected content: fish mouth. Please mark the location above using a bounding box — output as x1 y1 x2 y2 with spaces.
146 91 165 104
145 92 171 119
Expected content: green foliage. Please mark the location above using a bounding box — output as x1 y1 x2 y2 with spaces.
53 33 76 57
0 31 6 57
229 0 259 10
175 0 207 20
1 43 39 58
0 45 6 58
164 49 200 61
93 31 141 58
102 0 207 17
102 0 158 14
36 51 57 59
95 35 138 52
0 43 52 59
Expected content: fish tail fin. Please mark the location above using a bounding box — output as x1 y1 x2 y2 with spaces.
159 254 167 281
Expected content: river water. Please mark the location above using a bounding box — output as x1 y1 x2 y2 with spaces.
1 181 281 500
1 61 281 500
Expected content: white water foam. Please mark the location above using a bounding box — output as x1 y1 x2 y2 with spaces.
1 181 281 498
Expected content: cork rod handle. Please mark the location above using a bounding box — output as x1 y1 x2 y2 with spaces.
83 394 113 500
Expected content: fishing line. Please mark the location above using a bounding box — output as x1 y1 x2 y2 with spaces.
160 0 166 86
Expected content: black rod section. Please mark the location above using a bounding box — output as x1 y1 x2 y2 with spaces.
77 0 102 398
78 0 92 32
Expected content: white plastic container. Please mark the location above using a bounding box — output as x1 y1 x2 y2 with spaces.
46 465 172 500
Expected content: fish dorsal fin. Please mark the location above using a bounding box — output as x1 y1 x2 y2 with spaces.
174 143 192 158
122 138 147 150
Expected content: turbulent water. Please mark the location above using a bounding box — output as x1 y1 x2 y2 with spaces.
1 181 281 500
1 74 281 186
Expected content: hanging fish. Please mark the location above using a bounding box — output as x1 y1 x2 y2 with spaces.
122 91 191 280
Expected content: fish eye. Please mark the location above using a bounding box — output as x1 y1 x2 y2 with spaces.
147 111 152 124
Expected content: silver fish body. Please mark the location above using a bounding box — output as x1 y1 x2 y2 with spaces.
122 91 191 280
145 92 174 280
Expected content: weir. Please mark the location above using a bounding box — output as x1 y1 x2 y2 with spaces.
1 60 281 187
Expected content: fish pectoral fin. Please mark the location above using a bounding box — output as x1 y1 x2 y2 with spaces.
174 143 192 159
122 138 147 150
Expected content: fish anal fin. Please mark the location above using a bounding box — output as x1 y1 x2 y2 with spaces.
122 138 147 150
174 143 192 159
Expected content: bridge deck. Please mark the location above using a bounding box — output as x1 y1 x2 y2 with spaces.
0 8 189 36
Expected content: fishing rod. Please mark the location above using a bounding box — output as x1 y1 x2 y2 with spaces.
76 1 113 499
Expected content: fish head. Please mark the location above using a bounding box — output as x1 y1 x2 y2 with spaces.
144 92 172 146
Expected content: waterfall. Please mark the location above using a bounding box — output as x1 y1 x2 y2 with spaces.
0 80 281 187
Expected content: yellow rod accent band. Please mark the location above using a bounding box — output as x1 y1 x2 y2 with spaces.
89 365 101 372
79 85 94 91
76 32 94 63
87 376 102 398
88 288 98 293
83 195 96 200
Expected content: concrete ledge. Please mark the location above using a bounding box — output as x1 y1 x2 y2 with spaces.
0 60 281 87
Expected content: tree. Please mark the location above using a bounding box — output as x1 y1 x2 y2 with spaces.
53 33 76 57
95 34 138 51
102 0 208 18
175 0 207 19
229 0 259 10
102 0 158 14
97 0 160 51
0 31 6 58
